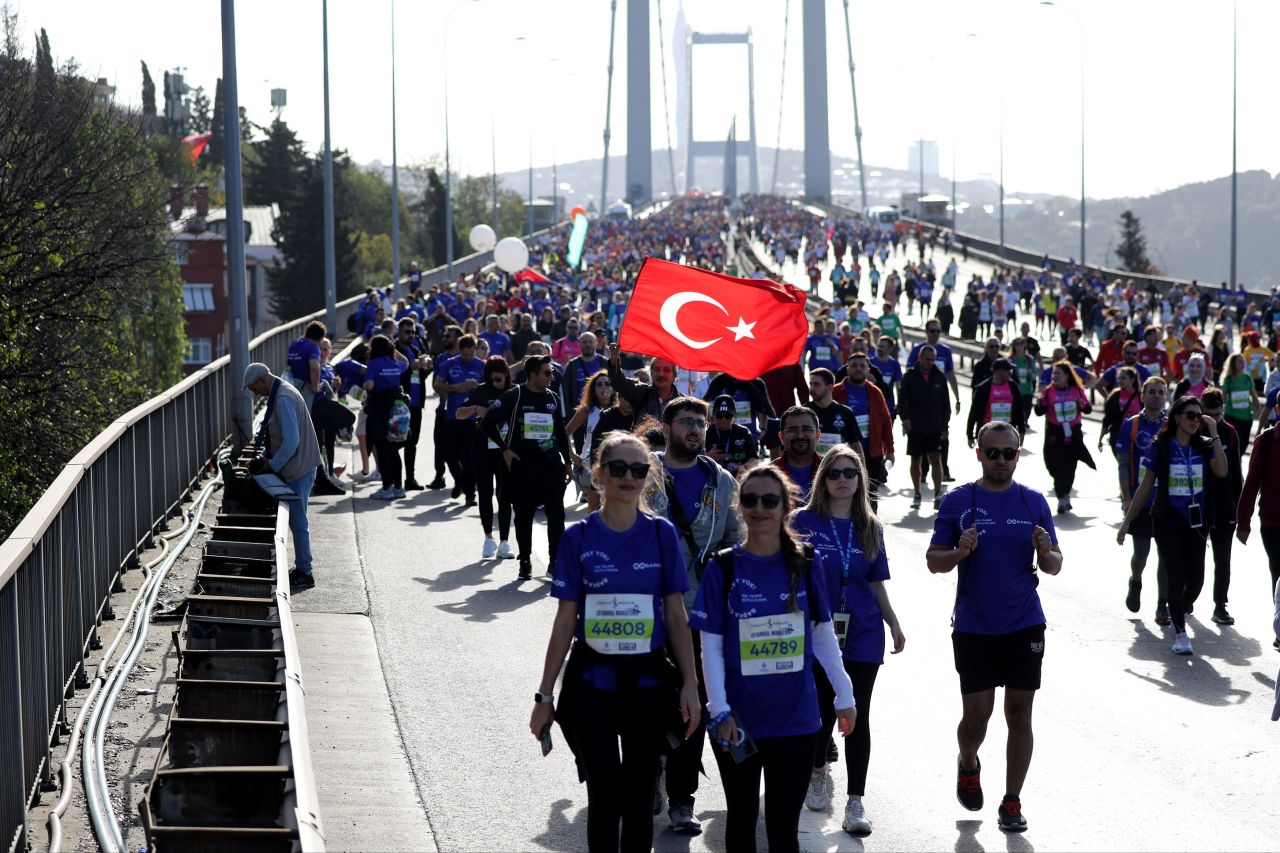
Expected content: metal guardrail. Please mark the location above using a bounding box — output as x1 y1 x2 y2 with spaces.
0 236 535 853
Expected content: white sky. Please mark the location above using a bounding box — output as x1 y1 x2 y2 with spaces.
21 0 1278 200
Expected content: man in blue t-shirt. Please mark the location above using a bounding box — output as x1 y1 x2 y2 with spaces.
478 314 513 361
1114 378 1168 622
434 335 485 504
926 421 1062 834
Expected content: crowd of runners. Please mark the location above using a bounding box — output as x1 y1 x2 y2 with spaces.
270 193 1280 852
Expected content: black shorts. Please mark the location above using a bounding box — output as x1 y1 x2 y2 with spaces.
1129 505 1154 538
952 624 1045 694
906 431 944 457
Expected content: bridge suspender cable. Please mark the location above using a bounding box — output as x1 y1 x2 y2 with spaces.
769 0 790 195
655 0 678 198
601 0 618 207
841 0 868 212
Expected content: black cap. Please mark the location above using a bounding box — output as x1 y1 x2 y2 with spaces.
992 357 1014 372
712 395 736 417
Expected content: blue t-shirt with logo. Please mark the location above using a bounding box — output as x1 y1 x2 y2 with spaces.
440 355 485 418
669 463 710 528
907 341 954 374
785 462 815 501
332 358 365 399
806 334 842 372
479 330 511 356
689 545 832 738
931 483 1056 635
286 338 321 386
552 513 688 691
1115 413 1164 505
793 510 889 664
1141 439 1211 520
364 355 406 392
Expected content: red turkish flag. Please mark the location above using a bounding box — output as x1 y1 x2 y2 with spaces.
619 258 809 379
514 267 551 284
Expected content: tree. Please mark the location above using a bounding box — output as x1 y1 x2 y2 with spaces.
1115 209 1151 273
162 69 172 133
188 85 210 134
140 60 156 115
245 117 307 207
207 77 224 165
0 31 186 538
269 151 360 320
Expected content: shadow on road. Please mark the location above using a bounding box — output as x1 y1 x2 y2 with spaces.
435 576 550 622
955 818 984 853
1123 619 1253 705
413 559 496 594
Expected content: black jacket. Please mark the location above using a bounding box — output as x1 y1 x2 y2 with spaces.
966 379 1028 440
899 366 951 435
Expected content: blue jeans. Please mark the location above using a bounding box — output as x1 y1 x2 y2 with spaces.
286 469 316 574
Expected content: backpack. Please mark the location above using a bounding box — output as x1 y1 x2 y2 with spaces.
711 544 815 610
386 397 412 443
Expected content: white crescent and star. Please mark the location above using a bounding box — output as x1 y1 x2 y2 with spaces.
659 291 757 349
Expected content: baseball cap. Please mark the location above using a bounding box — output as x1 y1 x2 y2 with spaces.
712 395 736 418
243 362 270 388
992 358 1014 372
1182 324 1200 338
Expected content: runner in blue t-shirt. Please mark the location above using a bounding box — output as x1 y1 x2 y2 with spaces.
1113 378 1168 621
927 421 1061 834
689 465 854 853
805 328 843 373
528 432 700 853
791 446 904 834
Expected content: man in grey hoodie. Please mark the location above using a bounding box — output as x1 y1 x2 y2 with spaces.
640 396 741 835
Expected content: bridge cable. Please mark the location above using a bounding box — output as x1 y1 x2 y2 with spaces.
600 0 619 206
655 0 678 198
769 0 791 195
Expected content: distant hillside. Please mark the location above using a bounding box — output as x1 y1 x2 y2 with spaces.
479 150 1276 288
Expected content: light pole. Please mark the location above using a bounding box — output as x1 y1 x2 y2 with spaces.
221 0 251 447
390 0 401 294
1040 0 1085 268
918 138 925 215
321 0 337 331
840 0 868 211
443 0 479 280
1230 0 1238 289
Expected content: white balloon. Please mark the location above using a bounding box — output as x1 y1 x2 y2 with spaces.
469 223 497 253
493 237 530 273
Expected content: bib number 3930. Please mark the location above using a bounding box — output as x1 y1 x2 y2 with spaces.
739 612 805 676
584 593 654 655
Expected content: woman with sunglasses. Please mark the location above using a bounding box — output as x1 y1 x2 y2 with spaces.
1099 366 1142 455
456 357 514 559
1118 395 1228 656
529 431 700 853
791 447 904 835
565 370 614 512
1034 361 1095 514
689 466 855 853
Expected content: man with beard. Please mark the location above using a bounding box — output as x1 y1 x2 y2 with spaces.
837 352 895 508
807 368 863 458
608 343 680 421
641 396 742 836
900 345 952 510
561 331 605 415
772 405 823 500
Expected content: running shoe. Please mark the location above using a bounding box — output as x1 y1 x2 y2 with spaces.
1273 638 1279 652
1056 496 1068 514
426 477 447 490
668 804 701 835
956 755 983 811
392 486 406 499
1212 606 1235 625
288 569 315 590
404 479 424 491
1125 577 1141 614
934 486 947 510
498 541 514 559
482 538 498 559
842 799 872 836
943 472 956 483
518 559 533 579
805 769 831 812
1154 603 1171 626
911 492 923 510
1184 602 1194 616
370 487 396 500
1172 631 1193 656
998 796 1027 832
450 484 462 499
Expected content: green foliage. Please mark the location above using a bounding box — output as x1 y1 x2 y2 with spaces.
188 85 210 134
207 77 224 166
141 60 156 116
1115 209 1151 274
0 35 186 539
245 118 307 208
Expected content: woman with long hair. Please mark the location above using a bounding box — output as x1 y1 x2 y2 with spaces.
792 447 904 836
1218 353 1258 454
1118 395 1228 655
456 357 514 559
565 370 614 511
360 334 409 499
1099 366 1142 454
1009 337 1039 406
1034 360 1094 514
529 432 700 853
689 466 855 853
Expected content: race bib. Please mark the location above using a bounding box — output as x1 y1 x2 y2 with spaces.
739 612 805 676
735 398 752 426
815 346 832 363
1231 390 1250 411
991 402 1013 422
410 373 421 386
523 412 554 442
584 593 654 655
487 423 509 451
815 434 839 456
1168 462 1204 497
855 413 870 434
1056 401 1078 423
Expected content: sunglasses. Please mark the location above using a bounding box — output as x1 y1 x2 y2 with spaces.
828 467 859 480
739 492 783 509
1180 410 1203 420
604 460 651 479
981 447 1020 461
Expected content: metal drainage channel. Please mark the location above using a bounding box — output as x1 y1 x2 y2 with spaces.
136 447 324 852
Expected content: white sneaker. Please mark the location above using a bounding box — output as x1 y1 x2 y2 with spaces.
393 486 406 498
370 487 395 500
1172 631 1193 655
498 541 514 559
804 769 830 812
842 799 872 835
482 538 498 559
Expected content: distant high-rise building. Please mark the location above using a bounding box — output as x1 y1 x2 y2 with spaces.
908 140 939 177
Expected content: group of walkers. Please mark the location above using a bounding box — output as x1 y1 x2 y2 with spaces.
272 192 1280 850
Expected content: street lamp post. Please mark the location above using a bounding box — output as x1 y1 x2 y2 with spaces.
1040 0 1085 268
1230 0 1238 289
443 0 479 280
390 0 401 294
321 0 337 331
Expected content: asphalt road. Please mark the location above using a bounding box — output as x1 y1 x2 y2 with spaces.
298 370 1280 851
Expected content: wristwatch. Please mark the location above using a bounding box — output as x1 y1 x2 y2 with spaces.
534 692 554 704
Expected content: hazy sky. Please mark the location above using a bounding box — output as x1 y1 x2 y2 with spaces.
20 0 1278 202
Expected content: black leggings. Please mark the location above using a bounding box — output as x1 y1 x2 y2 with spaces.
1209 524 1235 607
1043 428 1082 499
373 438 402 490
713 730 817 853
402 406 423 481
1129 508 1167 607
813 660 880 796
432 405 448 481
444 420 476 499
1153 512 1208 633
1260 526 1280 598
1226 416 1253 455
512 467 567 563
572 682 664 853
473 447 511 540
665 629 708 808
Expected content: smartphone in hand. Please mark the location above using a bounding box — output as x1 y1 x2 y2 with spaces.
539 723 553 757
